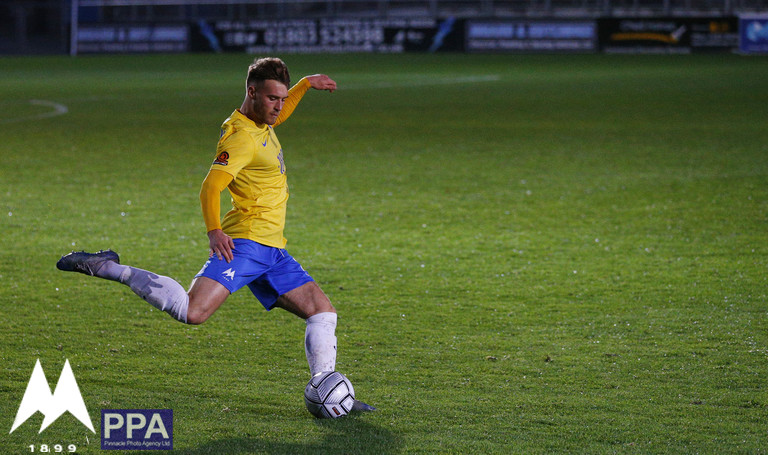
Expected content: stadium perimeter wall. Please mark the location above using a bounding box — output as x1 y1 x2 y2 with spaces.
72 15 768 54
1 0 766 55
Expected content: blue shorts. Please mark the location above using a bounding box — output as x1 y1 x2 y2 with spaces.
195 239 314 310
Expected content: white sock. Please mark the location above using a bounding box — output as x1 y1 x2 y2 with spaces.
117 267 189 323
305 312 337 376
97 260 127 281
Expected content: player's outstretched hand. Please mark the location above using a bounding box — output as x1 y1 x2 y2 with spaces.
306 74 337 93
208 229 235 263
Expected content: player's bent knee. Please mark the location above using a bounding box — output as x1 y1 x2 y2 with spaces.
185 309 208 325
309 300 336 317
185 296 217 325
186 277 230 324
282 292 335 319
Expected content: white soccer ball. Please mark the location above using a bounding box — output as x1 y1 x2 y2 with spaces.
304 371 355 419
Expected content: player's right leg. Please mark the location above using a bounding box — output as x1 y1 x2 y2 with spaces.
186 277 230 324
56 250 119 277
57 250 228 324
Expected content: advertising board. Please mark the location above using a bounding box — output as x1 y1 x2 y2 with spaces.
192 18 463 53
76 25 189 54
598 17 738 53
466 20 596 52
739 15 768 53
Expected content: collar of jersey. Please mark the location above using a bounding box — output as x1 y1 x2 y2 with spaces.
233 109 271 131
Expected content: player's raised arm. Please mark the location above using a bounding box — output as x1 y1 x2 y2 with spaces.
305 74 337 92
275 74 337 126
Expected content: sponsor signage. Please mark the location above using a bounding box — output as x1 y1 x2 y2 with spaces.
739 15 768 53
77 24 189 53
101 409 173 450
9 359 174 453
598 17 738 53
192 18 463 53
466 20 597 52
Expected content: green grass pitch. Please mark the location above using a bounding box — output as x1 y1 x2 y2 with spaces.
1 53 766 454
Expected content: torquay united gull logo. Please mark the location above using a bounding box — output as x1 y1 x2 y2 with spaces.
10 359 95 434
222 268 236 281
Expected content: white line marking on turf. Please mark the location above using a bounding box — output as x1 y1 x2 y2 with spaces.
0 75 498 122
0 99 69 124
343 74 501 90
31 100 69 118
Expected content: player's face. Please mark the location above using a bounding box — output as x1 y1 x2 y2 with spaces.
249 79 289 125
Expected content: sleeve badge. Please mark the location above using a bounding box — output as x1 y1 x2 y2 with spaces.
213 151 229 166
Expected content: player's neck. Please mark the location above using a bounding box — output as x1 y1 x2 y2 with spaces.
237 105 264 127
238 94 264 126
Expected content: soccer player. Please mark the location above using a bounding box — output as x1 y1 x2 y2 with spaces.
57 57 373 413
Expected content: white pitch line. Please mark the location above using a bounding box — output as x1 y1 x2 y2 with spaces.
342 74 501 90
0 75 497 124
0 100 69 124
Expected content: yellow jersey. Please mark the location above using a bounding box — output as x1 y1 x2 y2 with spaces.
209 110 288 248
203 78 311 248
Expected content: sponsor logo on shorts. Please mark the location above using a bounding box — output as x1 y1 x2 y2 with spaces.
222 268 236 281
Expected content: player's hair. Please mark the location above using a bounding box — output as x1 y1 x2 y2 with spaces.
246 57 290 90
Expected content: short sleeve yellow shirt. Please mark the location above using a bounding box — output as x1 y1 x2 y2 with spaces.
210 110 288 248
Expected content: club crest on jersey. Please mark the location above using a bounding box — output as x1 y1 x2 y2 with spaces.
213 151 229 166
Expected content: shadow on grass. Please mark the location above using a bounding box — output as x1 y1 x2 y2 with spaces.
179 416 401 455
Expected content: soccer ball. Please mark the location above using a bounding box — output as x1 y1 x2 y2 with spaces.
304 371 355 419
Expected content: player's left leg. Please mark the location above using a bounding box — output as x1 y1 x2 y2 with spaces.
276 282 376 412
275 281 335 319
275 282 338 376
